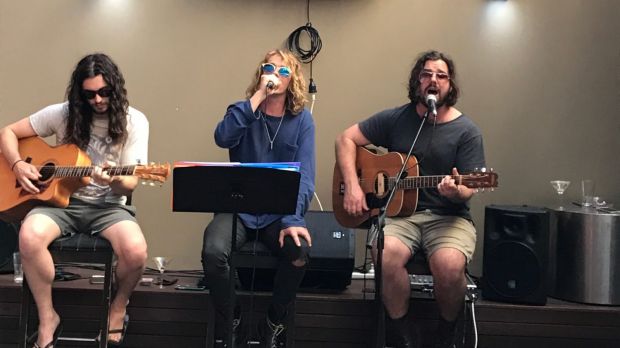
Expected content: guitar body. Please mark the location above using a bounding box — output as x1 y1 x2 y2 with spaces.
0 137 90 222
333 147 418 228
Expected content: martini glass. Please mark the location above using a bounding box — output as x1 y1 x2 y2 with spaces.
550 180 570 209
153 256 172 289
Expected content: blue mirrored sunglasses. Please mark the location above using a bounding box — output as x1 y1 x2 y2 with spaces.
261 63 292 78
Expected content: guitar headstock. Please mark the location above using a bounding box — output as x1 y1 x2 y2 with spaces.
134 163 171 185
461 168 499 191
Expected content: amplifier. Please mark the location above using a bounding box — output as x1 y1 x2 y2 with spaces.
409 273 479 301
237 211 355 291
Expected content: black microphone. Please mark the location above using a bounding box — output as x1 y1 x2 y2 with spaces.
266 81 275 89
426 94 437 117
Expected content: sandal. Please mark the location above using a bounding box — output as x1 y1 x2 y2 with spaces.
108 314 129 346
31 320 63 348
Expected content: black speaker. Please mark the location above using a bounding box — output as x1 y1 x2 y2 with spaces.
482 205 550 305
237 211 355 291
0 221 19 274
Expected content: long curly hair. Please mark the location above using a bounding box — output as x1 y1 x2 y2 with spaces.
407 50 460 107
245 49 308 115
64 53 129 149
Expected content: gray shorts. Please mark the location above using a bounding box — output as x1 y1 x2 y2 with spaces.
384 210 477 263
26 198 137 236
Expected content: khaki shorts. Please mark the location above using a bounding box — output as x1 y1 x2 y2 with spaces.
26 198 137 236
384 210 477 263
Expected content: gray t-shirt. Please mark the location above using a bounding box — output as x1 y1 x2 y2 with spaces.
29 102 149 204
359 103 485 219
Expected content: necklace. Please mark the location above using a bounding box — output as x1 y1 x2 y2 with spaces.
261 112 284 150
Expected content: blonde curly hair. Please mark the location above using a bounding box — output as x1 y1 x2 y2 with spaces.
245 49 308 115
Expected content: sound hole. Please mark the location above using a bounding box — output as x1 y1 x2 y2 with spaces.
486 241 540 298
39 163 55 182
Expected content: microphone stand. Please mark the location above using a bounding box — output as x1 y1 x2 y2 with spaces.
374 110 429 348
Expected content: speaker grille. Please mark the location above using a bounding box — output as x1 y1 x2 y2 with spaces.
483 205 550 305
485 241 541 298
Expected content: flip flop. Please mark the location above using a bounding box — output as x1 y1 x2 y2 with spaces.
108 314 129 346
31 320 63 348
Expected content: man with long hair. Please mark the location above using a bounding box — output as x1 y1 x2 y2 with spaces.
202 49 315 348
0 53 149 347
335 50 486 348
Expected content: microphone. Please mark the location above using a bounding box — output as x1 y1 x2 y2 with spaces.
266 81 275 90
426 94 437 117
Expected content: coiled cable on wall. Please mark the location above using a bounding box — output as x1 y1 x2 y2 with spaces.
287 0 321 101
286 22 322 65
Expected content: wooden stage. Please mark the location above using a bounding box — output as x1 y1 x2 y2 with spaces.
0 268 619 348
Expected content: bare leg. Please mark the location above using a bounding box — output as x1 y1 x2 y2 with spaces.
429 247 467 321
99 220 147 342
372 236 412 319
19 214 62 347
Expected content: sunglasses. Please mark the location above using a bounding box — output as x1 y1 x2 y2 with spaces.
419 70 450 82
82 87 113 99
261 63 292 78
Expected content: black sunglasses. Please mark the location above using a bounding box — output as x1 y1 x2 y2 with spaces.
82 87 113 99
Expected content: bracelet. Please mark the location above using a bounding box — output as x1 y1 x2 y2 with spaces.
11 159 24 171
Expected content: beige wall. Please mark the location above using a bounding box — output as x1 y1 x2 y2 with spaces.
1 0 619 275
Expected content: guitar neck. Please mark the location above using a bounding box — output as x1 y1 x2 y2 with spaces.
394 175 461 189
40 165 136 178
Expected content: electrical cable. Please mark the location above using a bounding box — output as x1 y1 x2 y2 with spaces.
287 0 321 96
471 300 478 348
286 0 322 65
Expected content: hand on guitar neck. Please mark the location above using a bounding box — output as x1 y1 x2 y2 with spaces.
437 168 474 203
90 162 113 186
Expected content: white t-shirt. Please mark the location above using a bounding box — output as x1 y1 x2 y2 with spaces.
29 102 149 204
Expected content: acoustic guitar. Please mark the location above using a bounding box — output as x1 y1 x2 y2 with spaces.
0 137 170 222
332 147 498 228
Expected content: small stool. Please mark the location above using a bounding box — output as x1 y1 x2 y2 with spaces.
19 233 114 348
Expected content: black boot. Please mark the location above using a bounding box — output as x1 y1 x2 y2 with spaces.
392 314 419 348
259 316 286 348
434 317 458 348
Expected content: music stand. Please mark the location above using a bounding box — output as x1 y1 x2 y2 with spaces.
173 165 300 348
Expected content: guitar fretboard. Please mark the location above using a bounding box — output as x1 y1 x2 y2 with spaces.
390 175 462 189
39 165 136 178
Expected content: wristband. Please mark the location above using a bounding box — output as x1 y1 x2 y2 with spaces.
11 159 24 171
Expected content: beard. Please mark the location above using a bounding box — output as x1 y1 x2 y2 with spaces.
418 89 447 109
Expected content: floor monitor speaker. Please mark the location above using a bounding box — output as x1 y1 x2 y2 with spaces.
482 205 550 305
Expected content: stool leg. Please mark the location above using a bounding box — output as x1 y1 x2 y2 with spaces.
99 257 113 348
206 299 215 348
286 300 296 347
19 278 32 348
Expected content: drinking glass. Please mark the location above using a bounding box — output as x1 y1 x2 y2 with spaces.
550 180 570 209
153 257 172 289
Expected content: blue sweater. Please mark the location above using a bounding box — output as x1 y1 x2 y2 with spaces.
214 100 316 229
